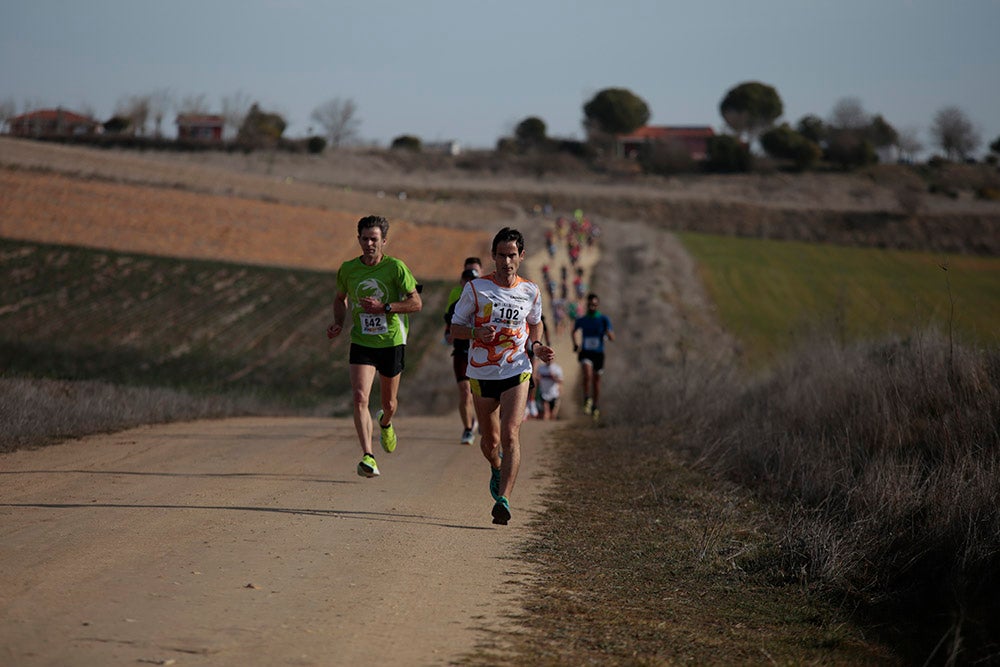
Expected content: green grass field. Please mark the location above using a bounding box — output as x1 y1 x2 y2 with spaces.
679 232 1000 364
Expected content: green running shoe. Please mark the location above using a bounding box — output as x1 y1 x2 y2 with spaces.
375 409 396 453
491 496 511 525
357 454 379 478
489 466 501 501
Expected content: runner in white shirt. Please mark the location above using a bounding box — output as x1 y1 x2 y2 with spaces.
451 227 555 525
536 360 564 420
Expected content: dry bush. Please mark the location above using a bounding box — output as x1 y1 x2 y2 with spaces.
601 330 1000 664
894 185 924 216
0 377 275 452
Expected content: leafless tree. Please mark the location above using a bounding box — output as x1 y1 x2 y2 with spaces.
829 97 869 129
896 126 924 163
21 98 47 114
147 88 174 137
0 97 17 132
76 102 97 120
115 94 151 136
178 93 210 115
311 97 361 147
221 90 253 140
931 106 981 161
825 97 885 167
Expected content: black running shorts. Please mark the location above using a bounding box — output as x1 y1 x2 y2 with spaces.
350 343 405 378
578 350 605 373
469 372 531 400
452 350 469 383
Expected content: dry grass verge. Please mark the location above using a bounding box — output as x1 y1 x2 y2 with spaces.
0 378 271 452
466 213 996 664
464 421 896 665
600 331 1000 664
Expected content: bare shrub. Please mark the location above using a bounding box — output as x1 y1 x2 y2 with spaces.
601 330 1000 663
0 378 275 452
894 185 923 216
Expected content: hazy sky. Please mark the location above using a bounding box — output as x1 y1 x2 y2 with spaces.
3 0 999 153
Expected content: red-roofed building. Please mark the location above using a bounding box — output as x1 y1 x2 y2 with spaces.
617 125 716 161
176 114 224 141
8 108 100 137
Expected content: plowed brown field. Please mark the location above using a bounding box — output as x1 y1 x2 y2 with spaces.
0 169 491 279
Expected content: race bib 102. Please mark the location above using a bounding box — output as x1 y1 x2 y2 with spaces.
489 300 524 327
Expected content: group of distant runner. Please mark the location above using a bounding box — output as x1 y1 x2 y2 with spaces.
327 212 612 527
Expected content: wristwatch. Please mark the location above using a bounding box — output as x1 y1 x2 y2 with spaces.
383 303 393 313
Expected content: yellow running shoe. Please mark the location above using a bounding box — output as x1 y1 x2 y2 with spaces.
375 409 396 453
357 454 379 478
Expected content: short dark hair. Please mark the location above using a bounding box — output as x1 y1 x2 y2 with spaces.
587 293 599 303
491 227 524 254
464 257 482 267
358 215 389 238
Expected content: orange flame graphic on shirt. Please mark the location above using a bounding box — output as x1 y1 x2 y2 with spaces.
469 309 525 369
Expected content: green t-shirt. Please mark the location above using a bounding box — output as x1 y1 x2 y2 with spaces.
336 255 418 347
446 285 464 311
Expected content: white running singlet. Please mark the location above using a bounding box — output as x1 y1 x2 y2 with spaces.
451 273 542 381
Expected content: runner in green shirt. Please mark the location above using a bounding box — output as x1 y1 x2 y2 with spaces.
327 216 422 478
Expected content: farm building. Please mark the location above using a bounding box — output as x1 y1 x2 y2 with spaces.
425 140 462 156
617 125 715 161
7 108 101 138
176 114 225 141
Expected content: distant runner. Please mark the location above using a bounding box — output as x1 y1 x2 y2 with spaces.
572 293 614 420
443 258 482 445
535 359 564 420
524 313 550 420
450 227 554 525
327 215 422 478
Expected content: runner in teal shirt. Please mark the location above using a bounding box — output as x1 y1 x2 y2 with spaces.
572 293 615 419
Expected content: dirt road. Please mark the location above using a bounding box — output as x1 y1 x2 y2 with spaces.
0 142 600 665
0 214 593 666
0 414 563 666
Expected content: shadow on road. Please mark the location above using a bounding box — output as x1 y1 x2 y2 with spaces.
0 469 346 483
0 501 494 531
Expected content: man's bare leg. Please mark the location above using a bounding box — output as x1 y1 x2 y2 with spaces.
377 372 400 427
496 380 529 499
349 364 378 455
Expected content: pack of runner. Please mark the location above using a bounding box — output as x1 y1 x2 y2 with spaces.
328 212 611 526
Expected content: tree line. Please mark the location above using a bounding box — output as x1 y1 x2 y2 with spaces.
3 82 998 171
515 82 995 173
